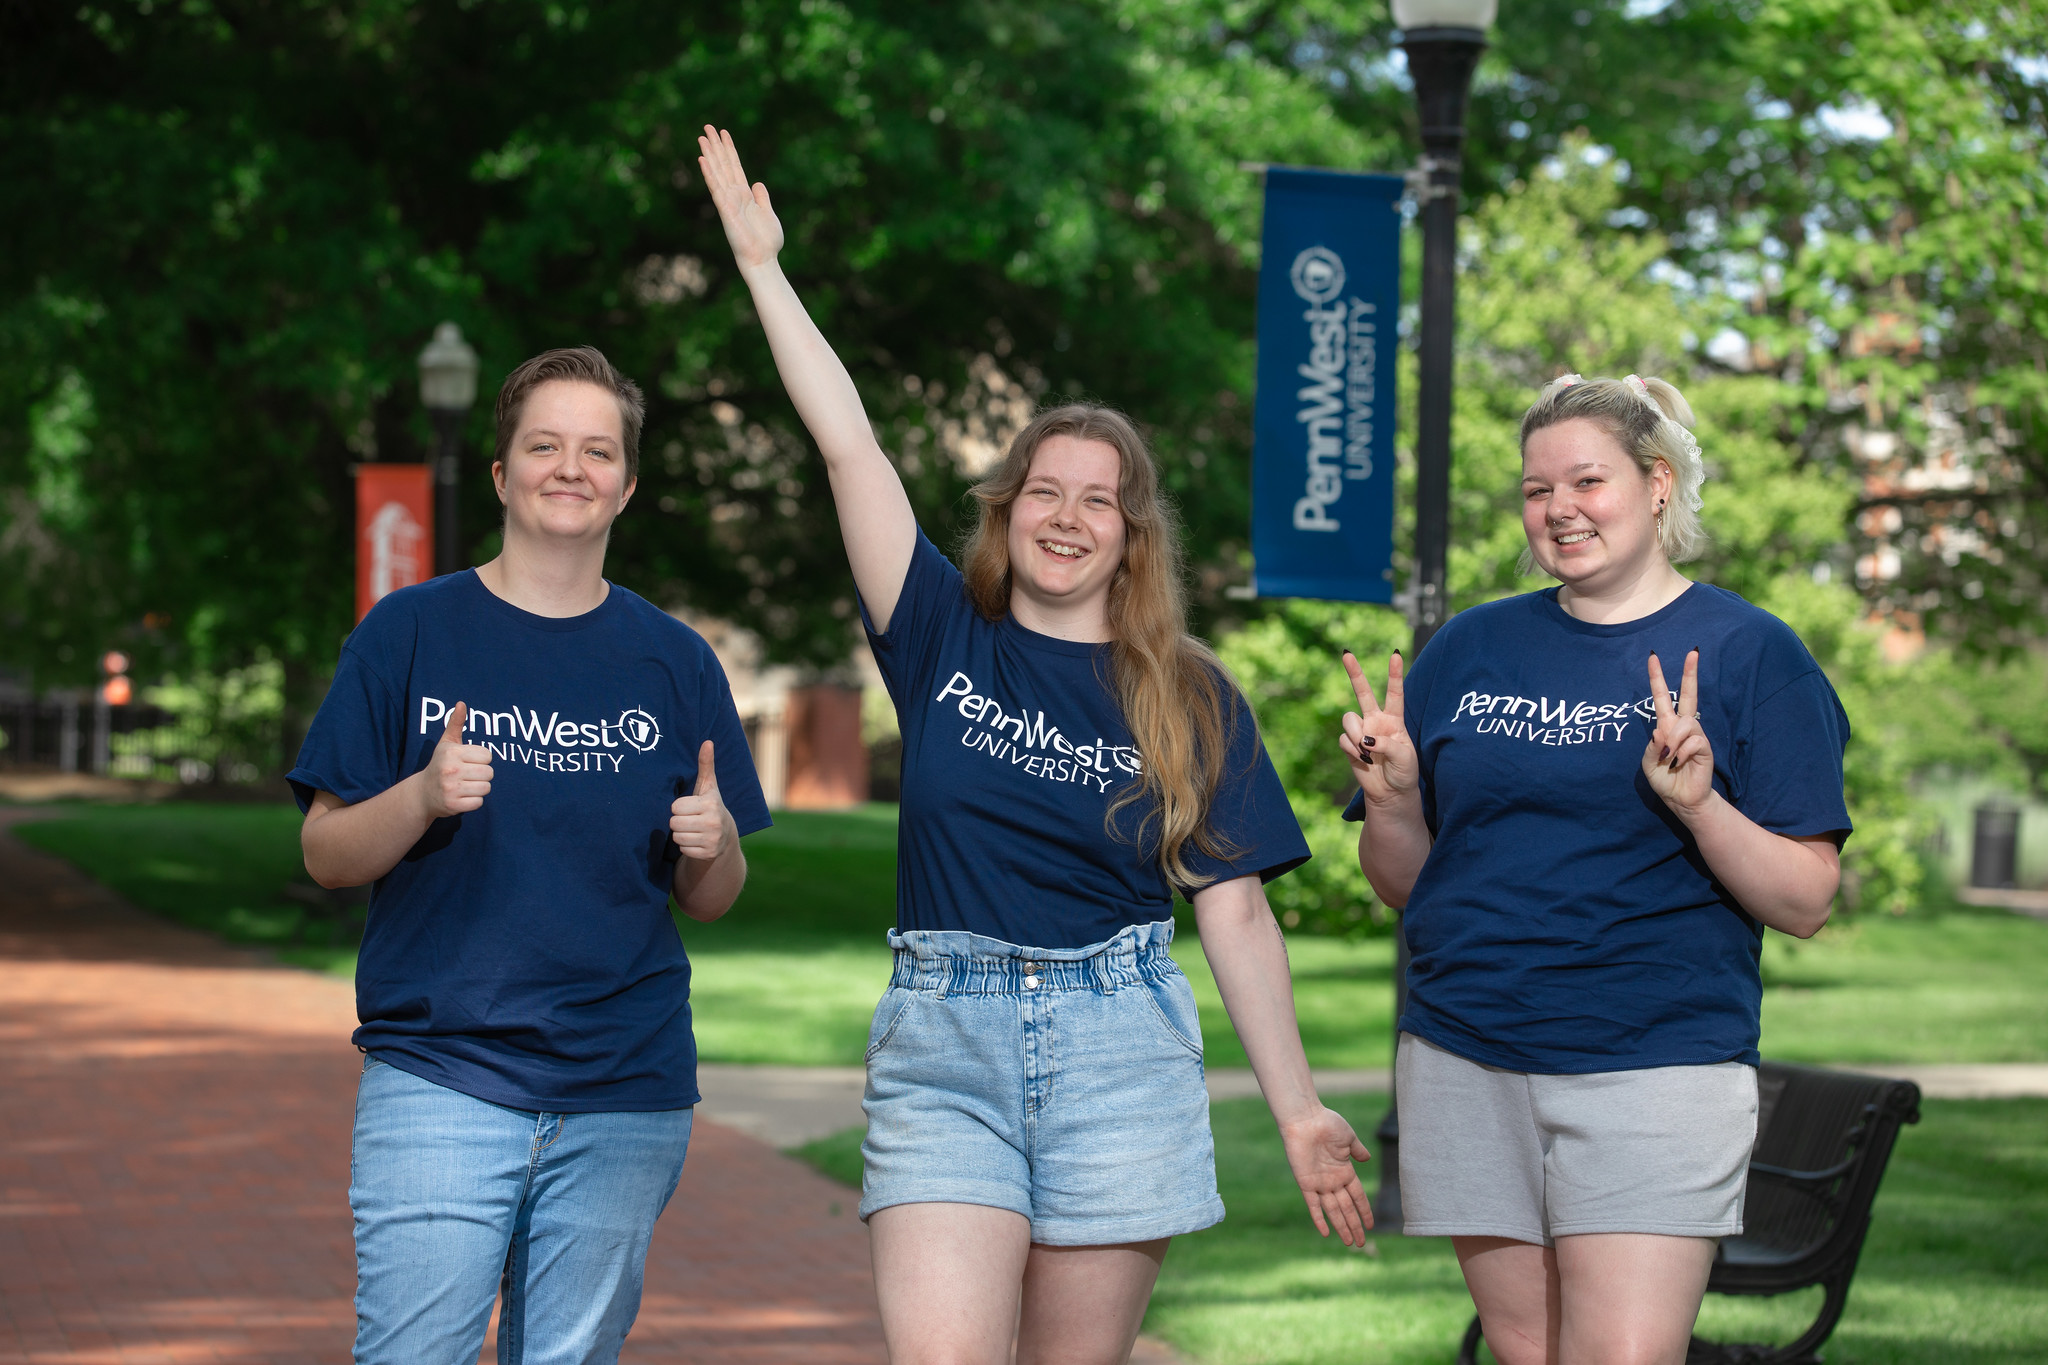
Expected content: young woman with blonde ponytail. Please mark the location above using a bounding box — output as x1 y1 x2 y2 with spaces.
1339 374 1852 1365
701 126 1373 1363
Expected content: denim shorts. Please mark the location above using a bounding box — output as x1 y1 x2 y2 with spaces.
858 919 1225 1246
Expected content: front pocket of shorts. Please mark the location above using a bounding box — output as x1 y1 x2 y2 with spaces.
865 987 918 1063
1140 971 1205 1060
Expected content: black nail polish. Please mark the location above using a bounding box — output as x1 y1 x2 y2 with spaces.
1362 736 1377 747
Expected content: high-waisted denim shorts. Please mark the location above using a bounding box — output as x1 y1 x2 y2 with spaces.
858 919 1225 1246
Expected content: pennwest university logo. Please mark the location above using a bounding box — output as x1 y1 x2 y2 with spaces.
418 696 661 775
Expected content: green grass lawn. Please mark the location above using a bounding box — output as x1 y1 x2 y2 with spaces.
11 801 2048 1066
795 1097 2048 1365
11 800 356 972
18 801 2048 1362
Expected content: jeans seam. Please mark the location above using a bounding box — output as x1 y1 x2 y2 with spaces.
534 1113 563 1158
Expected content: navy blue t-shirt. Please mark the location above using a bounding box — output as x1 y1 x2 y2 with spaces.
288 571 772 1113
865 532 1310 948
1346 583 1851 1073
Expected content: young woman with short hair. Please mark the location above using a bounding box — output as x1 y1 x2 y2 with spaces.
1339 374 1852 1365
293 347 772 1364
699 126 1374 1365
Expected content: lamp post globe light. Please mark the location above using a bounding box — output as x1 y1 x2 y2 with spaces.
417 321 480 577
1376 0 1493 1231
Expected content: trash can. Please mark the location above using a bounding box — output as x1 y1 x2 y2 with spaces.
1970 803 2020 889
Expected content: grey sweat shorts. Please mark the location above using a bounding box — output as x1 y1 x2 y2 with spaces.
1396 1033 1757 1245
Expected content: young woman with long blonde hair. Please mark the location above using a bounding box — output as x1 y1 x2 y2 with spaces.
700 126 1374 1364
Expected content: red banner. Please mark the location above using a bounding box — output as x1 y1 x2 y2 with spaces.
355 464 434 622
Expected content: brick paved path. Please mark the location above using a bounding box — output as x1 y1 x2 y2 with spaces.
0 813 886 1365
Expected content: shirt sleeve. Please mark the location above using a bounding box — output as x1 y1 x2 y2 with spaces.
697 650 774 838
286 613 411 813
1736 665 1853 845
860 530 966 705
1178 686 1313 895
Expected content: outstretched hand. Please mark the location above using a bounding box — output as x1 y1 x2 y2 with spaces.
1280 1107 1375 1247
697 126 784 272
1338 651 1419 809
1643 649 1714 815
671 740 734 863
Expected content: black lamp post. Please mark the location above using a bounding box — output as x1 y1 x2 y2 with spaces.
1376 0 1492 1230
418 321 480 577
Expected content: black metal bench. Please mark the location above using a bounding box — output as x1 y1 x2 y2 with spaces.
1455 1060 1923 1365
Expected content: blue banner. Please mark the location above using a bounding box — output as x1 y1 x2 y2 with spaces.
1250 166 1403 603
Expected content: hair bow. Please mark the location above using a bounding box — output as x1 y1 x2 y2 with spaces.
1623 375 1706 513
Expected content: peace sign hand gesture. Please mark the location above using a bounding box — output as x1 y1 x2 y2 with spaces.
1643 649 1714 816
697 126 785 272
1339 651 1420 809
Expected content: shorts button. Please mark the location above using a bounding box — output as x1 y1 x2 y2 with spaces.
1023 968 1040 990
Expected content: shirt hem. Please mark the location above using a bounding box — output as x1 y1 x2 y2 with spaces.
1399 1018 1759 1075
363 1047 701 1114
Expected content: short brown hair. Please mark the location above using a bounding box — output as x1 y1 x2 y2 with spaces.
493 346 647 483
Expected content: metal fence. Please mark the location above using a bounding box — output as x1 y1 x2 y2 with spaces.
0 688 261 785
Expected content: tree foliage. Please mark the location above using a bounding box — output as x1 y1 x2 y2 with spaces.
1223 152 2040 932
2 0 2042 873
0 0 1399 711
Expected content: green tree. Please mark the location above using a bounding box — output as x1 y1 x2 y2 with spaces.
1486 0 2048 652
3 0 2039 808
0 0 1399 743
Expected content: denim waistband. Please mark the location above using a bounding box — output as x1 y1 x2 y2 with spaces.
886 920 1177 997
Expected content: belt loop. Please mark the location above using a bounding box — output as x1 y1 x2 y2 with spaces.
934 960 950 1001
1092 953 1115 995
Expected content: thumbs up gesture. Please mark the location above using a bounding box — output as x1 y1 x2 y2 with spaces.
420 701 495 819
671 740 734 863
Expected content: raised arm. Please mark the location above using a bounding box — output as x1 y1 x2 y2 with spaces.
697 126 918 631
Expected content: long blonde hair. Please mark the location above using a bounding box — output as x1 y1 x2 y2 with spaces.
961 404 1241 888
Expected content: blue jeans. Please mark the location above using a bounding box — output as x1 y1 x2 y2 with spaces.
351 1055 693 1365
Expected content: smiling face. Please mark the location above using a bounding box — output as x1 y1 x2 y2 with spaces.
1004 434 1128 617
1521 417 1673 589
493 379 636 546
